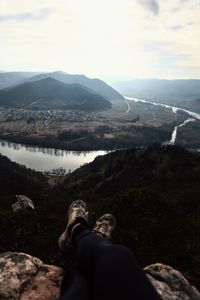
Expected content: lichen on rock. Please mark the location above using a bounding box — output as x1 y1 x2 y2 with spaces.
0 252 63 300
12 195 35 212
144 263 200 300
0 252 200 300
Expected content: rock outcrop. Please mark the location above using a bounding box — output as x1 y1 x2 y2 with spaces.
0 252 199 300
144 263 200 300
12 195 35 212
0 252 63 300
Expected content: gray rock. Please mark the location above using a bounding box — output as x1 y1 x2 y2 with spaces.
144 263 200 300
0 252 199 300
0 252 63 300
12 195 35 212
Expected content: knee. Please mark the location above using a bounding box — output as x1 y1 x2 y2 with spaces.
98 243 136 264
111 245 135 259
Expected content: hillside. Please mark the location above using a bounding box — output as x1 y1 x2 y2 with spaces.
57 145 200 203
0 153 48 209
0 154 47 193
0 145 200 288
25 71 124 102
0 77 111 111
0 72 38 89
113 79 200 112
56 145 200 287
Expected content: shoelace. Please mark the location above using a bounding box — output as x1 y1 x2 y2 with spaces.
72 207 87 218
96 220 111 232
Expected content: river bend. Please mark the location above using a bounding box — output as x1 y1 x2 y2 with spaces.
124 96 200 145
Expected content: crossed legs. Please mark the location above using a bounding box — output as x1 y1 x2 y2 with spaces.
59 200 161 300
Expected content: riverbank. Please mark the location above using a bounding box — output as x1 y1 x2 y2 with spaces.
0 121 173 152
0 97 200 151
125 96 200 148
0 139 108 172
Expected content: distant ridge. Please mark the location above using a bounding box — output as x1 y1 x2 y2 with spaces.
0 77 111 111
23 71 124 102
0 72 39 89
113 78 200 101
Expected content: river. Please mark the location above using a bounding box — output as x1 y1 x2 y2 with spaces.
0 97 199 172
0 140 108 173
124 96 200 145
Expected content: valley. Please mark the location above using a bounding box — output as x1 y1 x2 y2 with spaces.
1 0 200 297
0 103 176 151
0 96 199 151
1 144 200 290
0 71 199 151
0 72 200 292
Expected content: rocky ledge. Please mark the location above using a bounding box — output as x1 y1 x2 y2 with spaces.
0 252 199 300
0 252 63 300
144 264 200 300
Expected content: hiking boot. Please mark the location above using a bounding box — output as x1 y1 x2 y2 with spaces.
58 200 88 250
93 214 116 239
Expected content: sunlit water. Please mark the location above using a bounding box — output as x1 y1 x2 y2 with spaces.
1 97 199 172
124 96 200 145
0 140 108 172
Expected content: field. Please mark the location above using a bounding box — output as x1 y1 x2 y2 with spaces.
0 101 198 149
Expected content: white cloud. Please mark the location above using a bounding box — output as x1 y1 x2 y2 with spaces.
138 0 160 15
0 0 199 79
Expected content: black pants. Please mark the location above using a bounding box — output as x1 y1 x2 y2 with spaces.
60 225 161 300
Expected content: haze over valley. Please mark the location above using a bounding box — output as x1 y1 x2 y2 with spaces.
1 0 200 158
1 1 200 295
0 71 199 163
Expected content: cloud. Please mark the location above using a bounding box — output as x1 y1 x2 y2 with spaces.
170 25 183 31
0 9 52 22
0 0 200 79
139 0 160 15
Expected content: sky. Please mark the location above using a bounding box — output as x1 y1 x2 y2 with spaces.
0 0 200 82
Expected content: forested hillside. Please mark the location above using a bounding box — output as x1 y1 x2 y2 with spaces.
0 77 111 111
0 145 200 288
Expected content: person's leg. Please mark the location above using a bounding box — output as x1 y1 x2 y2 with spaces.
93 244 161 300
72 223 161 300
59 200 161 300
60 264 91 300
59 200 91 300
71 223 113 277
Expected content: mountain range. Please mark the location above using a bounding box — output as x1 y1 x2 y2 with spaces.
0 71 124 111
0 72 38 89
113 79 200 112
0 77 111 111
23 71 124 102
